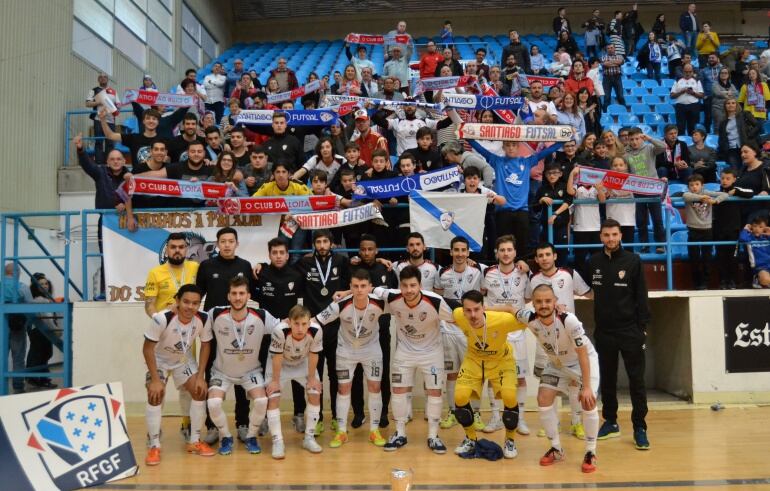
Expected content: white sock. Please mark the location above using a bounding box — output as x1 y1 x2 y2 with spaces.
368 392 382 430
426 396 443 439
207 397 231 438
179 388 191 421
569 385 582 425
336 393 351 433
517 383 527 408
304 404 320 439
406 392 413 419
539 404 561 450
583 407 599 453
489 387 501 419
188 400 206 443
248 397 268 438
146 403 162 447
391 392 408 436
470 399 480 413
445 379 456 412
267 408 283 442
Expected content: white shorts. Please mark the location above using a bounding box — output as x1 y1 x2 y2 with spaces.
533 343 548 378
442 327 467 374
391 347 445 390
336 350 383 382
265 357 309 388
538 356 600 397
146 360 197 389
209 367 265 394
510 336 529 378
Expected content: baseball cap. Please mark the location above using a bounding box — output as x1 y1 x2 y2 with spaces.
354 109 369 121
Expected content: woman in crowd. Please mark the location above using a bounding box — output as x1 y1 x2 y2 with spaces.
328 122 348 156
577 132 597 162
265 77 281 95
26 273 58 390
738 68 770 121
712 67 739 131
638 33 663 82
576 87 602 137
718 98 760 167
336 65 362 95
530 45 547 75
209 151 248 196
555 91 586 142
294 137 345 182
601 129 625 159
651 14 666 39
556 31 579 58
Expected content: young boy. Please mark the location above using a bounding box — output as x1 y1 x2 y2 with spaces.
588 141 610 170
739 215 770 289
624 127 667 253
340 141 367 181
363 149 398 248
714 168 755 289
266 305 324 458
461 166 505 261
405 127 443 172
143 285 213 466
682 174 728 289
534 164 572 260
242 146 271 195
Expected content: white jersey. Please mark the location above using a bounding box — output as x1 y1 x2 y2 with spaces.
316 294 386 357
387 117 438 155
572 186 601 232
301 155 344 182
482 264 529 342
146 310 207 369
394 259 438 289
517 310 596 369
606 189 636 227
527 268 591 313
201 307 280 378
269 322 323 368
373 287 454 355
434 264 484 301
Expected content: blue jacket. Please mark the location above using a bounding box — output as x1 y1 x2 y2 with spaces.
679 12 698 32
740 229 770 273
77 149 128 209
699 64 722 97
468 140 563 212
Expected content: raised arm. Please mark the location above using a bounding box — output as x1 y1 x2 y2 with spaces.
467 138 495 161
98 109 123 142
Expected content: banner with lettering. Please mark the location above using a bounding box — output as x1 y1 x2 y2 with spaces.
415 75 475 95
235 109 338 126
723 297 770 373
267 80 322 104
525 75 562 88
122 89 196 107
442 93 526 111
352 166 462 200
575 167 667 196
456 123 575 142
345 33 410 45
117 177 231 202
101 211 281 303
292 203 384 229
324 95 443 111
217 195 339 215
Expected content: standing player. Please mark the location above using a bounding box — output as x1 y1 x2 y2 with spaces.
143 232 199 443
198 277 281 456
527 242 593 440
143 285 213 466
452 290 528 459
481 235 531 435
265 305 324 458
433 237 486 431
315 270 388 448
514 285 601 473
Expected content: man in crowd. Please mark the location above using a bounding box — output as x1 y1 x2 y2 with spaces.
371 104 438 156
168 113 204 163
385 20 411 60
383 46 412 95
270 58 299 92
349 110 389 166
98 108 163 169
204 62 227 123
501 30 531 74
602 44 626 107
3 262 33 394
226 59 246 97
86 72 120 164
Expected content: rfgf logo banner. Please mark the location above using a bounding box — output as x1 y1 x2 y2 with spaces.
723 297 770 373
0 383 137 490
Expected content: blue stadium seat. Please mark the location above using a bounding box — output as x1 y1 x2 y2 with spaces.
619 114 639 125
668 183 688 196
656 104 676 121
631 103 650 115
122 117 139 134
643 94 661 106
641 79 659 89
600 114 614 127
679 135 693 146
638 124 654 135
704 183 720 192
670 230 689 260
607 104 626 116
763 120 770 135
661 79 675 89
632 87 648 98
705 135 719 147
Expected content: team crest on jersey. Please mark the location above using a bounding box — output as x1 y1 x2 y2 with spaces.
618 270 625 279
287 282 294 291
381 275 387 283
423 270 430 278
557 279 565 288
333 267 338 275
419 312 428 321
369 313 377 322
514 277 520 286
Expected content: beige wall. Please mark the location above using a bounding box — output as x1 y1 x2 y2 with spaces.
0 0 232 217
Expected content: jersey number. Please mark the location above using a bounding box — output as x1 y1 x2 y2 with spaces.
371 366 380 378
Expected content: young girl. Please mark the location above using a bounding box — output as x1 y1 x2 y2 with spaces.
209 151 248 196
602 157 637 244
567 165 606 278
530 45 546 74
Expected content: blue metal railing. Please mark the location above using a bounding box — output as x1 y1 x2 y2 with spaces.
64 108 133 167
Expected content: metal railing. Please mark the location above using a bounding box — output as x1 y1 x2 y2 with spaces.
64 108 133 167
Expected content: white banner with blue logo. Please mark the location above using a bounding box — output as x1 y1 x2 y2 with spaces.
0 383 137 490
409 191 487 252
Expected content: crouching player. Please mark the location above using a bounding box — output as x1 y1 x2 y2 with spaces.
265 305 324 458
143 284 213 466
198 277 281 456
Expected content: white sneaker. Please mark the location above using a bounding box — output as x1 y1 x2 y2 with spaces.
503 438 518 459
272 439 285 459
454 437 476 455
203 428 219 445
482 415 503 433
292 414 306 433
237 425 248 443
258 419 268 437
302 436 323 454
516 418 530 436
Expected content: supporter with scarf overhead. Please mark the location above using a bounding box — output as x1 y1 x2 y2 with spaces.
335 65 362 96
230 73 261 108
371 102 439 156
344 43 375 81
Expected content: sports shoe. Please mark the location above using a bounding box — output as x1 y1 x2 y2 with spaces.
427 436 447 454
203 428 219 445
218 436 234 456
439 413 458 429
473 412 486 431
292 414 305 433
537 428 546 437
570 423 586 440
258 419 269 437
302 436 323 453
633 428 650 450
186 441 215 457
330 419 339 433
383 433 407 452
272 439 285 460
582 451 597 473
503 439 518 459
539 446 565 466
351 413 366 429
454 437 476 455
369 429 386 447
145 447 161 466
597 421 620 440
314 420 324 436
517 418 530 435
244 437 261 454
483 414 503 433
237 425 249 443
180 422 191 443
329 431 348 448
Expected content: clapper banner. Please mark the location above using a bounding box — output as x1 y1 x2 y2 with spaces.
409 191 487 252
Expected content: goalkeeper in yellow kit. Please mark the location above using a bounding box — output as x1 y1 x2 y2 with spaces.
451 289 527 459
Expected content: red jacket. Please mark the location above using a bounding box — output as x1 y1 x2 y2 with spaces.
355 130 389 166
564 76 595 96
419 52 444 79
269 68 299 90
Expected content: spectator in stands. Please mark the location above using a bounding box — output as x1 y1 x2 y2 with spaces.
601 129 626 159
336 65 362 96
683 174 728 289
226 59 246 97
372 103 438 156
203 62 227 123
180 78 206 118
203 126 225 161
294 137 344 182
242 146 271 195
583 21 603 60
696 22 721 67
689 127 718 182
711 68 739 142
270 58 299 92
577 133 597 161
141 74 157 91
177 69 207 103
680 3 699 55
265 77 281 96
374 76 405 101
359 67 378 98
748 59 768 83
567 165 605 278
383 45 412 94
534 163 572 249
604 157 637 243
638 33 663 82
671 64 704 136
501 30 531 74
99 108 161 168
699 53 723 133
384 20 411 60
404 126 442 172
25 273 59 389
440 140 494 187
714 168 754 288
3 262 32 393
586 57 605 105
602 44 626 107
85 72 120 165
732 48 751 88
345 43 375 81
166 113 201 163
740 215 770 288
327 122 349 158
565 60 595 95
475 48 491 80
435 47 463 77
228 127 251 167
487 65 509 96
651 14 666 39
349 110 388 166
555 91 586 142
529 45 546 75
625 127 666 252
552 7 571 38
440 20 454 47
582 9 606 32
260 112 303 172
738 68 770 121
607 11 626 59
502 54 528 95
549 50 572 78
656 124 693 182
718 98 761 167
621 4 640 57
666 34 686 79
209 151 247 196
577 88 602 136
221 98 242 139
419 41 444 81
556 31 579 59
735 143 767 199
230 73 259 110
